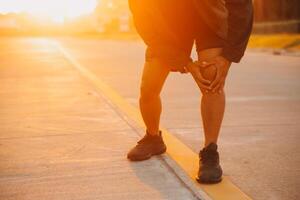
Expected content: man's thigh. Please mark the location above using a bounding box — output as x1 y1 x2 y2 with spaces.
140 58 170 97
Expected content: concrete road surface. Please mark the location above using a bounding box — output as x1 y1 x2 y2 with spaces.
58 37 300 200
0 37 199 200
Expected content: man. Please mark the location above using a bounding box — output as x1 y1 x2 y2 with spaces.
127 0 253 184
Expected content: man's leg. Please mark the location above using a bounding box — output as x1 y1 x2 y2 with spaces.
139 59 170 136
197 48 225 147
127 59 170 161
189 48 225 183
189 47 226 183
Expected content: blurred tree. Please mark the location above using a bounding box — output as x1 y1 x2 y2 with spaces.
253 0 300 33
94 0 131 33
253 0 300 22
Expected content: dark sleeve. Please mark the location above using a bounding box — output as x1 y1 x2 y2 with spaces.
221 0 254 63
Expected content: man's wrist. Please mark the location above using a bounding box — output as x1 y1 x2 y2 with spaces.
184 61 196 73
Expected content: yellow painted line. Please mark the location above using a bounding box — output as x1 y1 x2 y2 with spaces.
57 43 252 200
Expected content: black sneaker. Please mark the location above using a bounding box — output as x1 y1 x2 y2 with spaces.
127 130 167 161
196 143 223 184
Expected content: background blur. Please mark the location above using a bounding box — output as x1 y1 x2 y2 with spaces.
0 0 299 36
0 1 299 200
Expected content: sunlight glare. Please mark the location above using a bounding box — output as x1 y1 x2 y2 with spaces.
0 0 98 23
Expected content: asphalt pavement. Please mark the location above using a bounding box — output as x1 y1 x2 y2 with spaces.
58 37 300 200
0 36 299 199
0 37 200 200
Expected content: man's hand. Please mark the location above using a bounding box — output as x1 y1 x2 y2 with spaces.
201 56 231 93
185 62 213 91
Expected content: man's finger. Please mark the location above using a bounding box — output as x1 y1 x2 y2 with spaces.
201 61 216 68
217 82 225 93
212 81 224 93
195 72 211 85
190 67 211 85
195 61 215 68
195 79 212 90
190 73 211 90
210 68 222 88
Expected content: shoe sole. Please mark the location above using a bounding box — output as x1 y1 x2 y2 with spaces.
195 175 222 184
127 146 167 161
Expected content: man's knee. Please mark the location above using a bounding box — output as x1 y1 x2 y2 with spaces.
200 64 217 83
197 63 227 95
197 48 223 95
197 47 222 81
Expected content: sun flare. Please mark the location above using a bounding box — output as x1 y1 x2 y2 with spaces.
0 0 98 23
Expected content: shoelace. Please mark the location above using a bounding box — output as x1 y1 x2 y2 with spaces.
200 150 218 166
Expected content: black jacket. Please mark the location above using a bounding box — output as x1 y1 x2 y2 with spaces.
129 0 253 66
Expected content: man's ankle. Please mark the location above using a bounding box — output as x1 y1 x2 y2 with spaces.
204 141 218 147
146 129 160 136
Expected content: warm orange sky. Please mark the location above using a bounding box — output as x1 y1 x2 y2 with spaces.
0 0 98 23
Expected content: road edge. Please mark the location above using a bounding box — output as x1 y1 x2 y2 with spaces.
56 41 252 200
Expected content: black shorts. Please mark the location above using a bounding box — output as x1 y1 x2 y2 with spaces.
195 19 226 52
145 20 226 73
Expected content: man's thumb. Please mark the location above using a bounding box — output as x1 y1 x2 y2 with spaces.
196 61 215 68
